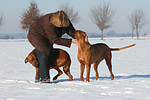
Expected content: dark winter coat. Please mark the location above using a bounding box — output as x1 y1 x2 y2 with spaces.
27 13 75 55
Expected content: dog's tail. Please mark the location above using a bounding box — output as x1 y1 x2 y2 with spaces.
110 44 136 51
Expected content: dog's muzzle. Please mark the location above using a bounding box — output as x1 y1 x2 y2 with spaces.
35 62 39 68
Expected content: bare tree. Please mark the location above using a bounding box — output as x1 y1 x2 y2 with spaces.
90 2 116 40
128 9 147 39
0 13 4 28
20 1 41 31
59 2 81 24
128 14 135 39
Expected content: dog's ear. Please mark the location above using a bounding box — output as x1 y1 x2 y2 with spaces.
82 32 86 37
24 57 28 64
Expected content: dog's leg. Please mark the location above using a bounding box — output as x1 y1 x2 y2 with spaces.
94 58 104 80
94 62 100 80
63 65 73 81
35 67 38 80
86 64 91 82
53 68 63 80
80 63 85 81
105 57 114 80
94 63 99 80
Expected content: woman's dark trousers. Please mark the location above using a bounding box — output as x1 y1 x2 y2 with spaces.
35 48 53 83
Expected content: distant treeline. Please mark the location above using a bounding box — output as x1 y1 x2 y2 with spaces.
63 32 149 38
87 32 138 38
0 34 27 39
0 32 149 39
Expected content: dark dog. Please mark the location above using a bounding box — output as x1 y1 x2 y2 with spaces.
25 49 73 81
74 30 135 82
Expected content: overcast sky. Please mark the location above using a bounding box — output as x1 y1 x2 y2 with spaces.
0 0 149 34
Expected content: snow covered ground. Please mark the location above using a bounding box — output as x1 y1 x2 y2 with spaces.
0 37 150 100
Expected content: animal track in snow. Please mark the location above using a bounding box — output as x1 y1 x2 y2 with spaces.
26 87 40 90
100 92 122 96
0 79 33 84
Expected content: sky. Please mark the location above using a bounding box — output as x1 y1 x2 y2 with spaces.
0 0 149 34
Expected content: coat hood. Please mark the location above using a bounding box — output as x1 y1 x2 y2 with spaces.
50 11 69 28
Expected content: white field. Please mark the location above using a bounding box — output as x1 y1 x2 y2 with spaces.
0 37 150 100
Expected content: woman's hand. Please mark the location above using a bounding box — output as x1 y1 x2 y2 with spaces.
72 36 88 46
72 39 79 46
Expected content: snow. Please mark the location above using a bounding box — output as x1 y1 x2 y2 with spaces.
0 37 150 100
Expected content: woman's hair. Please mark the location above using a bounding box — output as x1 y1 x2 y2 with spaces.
50 11 69 27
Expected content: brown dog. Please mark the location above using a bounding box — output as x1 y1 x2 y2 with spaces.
74 30 135 82
24 48 73 81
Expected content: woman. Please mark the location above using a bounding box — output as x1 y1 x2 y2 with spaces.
27 11 78 83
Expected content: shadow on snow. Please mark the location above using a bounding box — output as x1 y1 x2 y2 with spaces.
53 74 150 83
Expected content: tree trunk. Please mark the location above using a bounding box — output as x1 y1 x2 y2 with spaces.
136 28 139 39
132 29 134 39
101 30 103 40
137 31 139 39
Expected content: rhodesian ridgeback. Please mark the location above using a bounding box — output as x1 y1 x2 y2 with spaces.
74 30 135 82
24 49 73 81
